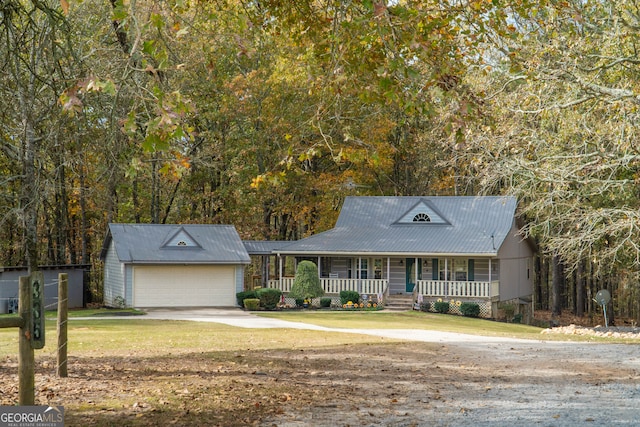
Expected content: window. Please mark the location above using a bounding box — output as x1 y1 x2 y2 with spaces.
439 259 450 281
359 258 368 279
373 258 382 279
412 213 431 222
454 259 468 281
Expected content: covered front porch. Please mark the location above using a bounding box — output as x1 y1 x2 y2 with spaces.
266 255 500 300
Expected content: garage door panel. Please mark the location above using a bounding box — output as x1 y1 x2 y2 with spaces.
133 265 235 307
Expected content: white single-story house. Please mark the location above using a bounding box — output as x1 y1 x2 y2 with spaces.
100 224 251 308
259 196 536 317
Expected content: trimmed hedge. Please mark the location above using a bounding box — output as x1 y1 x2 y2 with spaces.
236 290 257 307
459 302 480 317
339 290 360 305
243 298 260 310
320 297 332 308
433 301 450 314
256 288 282 310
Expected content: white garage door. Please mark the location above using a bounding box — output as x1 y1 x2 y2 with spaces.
133 265 236 307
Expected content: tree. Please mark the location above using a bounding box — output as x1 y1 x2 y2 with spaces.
289 261 324 301
447 0 640 320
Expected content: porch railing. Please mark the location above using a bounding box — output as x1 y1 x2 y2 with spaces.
268 277 388 296
415 280 499 298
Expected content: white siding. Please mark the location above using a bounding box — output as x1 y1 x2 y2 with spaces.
103 240 125 307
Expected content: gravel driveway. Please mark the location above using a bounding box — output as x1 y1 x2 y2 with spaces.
140 308 640 426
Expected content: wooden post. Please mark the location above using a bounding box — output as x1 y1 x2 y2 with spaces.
18 275 34 405
57 273 68 377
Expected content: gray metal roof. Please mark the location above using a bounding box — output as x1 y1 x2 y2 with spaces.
106 223 251 264
275 196 518 256
243 240 290 255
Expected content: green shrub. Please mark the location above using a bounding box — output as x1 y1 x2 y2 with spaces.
339 290 360 305
243 298 260 310
499 303 516 320
256 288 282 310
434 301 450 314
236 290 257 307
320 297 332 308
512 313 523 324
459 302 480 317
420 302 431 312
289 261 325 300
295 298 305 308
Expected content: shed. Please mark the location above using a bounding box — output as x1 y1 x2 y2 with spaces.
0 265 88 313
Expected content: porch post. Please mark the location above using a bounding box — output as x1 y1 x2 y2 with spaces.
358 257 362 293
415 257 418 285
318 256 321 278
266 255 270 283
445 258 449 297
278 254 283 289
387 257 390 290
489 258 492 283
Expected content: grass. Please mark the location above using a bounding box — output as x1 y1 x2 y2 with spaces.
0 308 634 426
0 317 395 359
257 310 636 342
0 309 634 359
258 310 543 337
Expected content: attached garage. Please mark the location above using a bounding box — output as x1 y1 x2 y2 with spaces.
101 224 250 308
133 265 236 307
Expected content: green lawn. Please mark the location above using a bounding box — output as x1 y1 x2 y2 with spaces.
0 309 628 359
257 310 630 342
48 307 146 318
258 310 544 338
0 317 396 359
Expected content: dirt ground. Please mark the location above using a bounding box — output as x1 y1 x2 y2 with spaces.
1 314 639 426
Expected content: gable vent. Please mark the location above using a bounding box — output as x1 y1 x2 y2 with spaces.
413 213 431 222
396 200 449 225
163 227 202 248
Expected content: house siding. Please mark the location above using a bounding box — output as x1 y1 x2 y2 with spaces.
474 258 500 282
497 222 534 301
235 265 244 297
125 264 133 306
103 240 125 307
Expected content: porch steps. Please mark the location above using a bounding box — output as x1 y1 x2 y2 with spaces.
384 294 415 311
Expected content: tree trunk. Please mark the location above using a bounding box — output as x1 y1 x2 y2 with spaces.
551 254 563 318
576 259 585 317
539 256 549 310
19 75 39 272
79 158 90 264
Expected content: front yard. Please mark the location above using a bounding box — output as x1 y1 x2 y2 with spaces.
0 311 637 426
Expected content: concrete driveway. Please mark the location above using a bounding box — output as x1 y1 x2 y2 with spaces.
138 307 538 345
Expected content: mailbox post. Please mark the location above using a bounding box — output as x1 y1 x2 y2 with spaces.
30 272 45 349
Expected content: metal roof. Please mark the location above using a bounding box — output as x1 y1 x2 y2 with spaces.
105 223 251 264
243 240 290 255
275 196 518 256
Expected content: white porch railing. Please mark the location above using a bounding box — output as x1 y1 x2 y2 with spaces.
268 277 388 295
415 280 499 298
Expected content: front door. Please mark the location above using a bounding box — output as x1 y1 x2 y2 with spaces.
405 258 415 292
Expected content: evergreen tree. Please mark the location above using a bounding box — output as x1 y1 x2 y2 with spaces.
289 261 324 301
